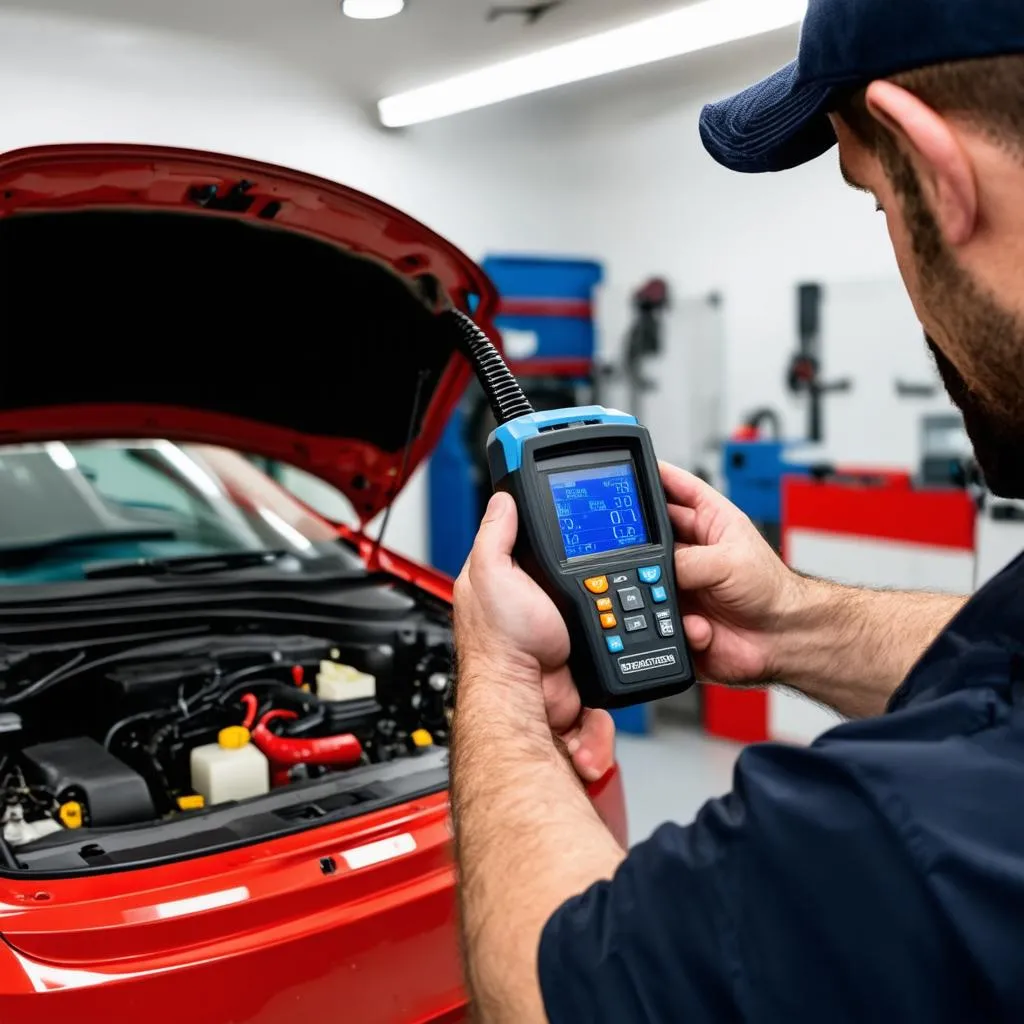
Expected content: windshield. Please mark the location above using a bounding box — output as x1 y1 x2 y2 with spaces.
0 440 363 585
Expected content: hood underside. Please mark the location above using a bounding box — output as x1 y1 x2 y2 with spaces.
0 144 499 523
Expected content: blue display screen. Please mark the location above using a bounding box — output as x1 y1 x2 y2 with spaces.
547 462 649 560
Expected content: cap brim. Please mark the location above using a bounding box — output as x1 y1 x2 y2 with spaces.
699 61 839 174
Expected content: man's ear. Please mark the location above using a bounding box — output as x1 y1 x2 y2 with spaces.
865 80 978 247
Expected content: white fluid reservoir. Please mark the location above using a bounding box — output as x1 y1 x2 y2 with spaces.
190 727 270 805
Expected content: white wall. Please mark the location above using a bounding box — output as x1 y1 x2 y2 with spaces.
0 9 588 563
532 32 934 470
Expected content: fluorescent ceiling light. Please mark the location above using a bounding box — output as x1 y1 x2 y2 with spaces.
379 0 806 127
343 0 404 19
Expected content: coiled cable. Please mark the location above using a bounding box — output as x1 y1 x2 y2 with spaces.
445 309 535 426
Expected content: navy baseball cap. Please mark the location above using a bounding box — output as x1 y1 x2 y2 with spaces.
700 0 1024 174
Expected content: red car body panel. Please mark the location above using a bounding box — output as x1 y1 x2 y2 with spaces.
0 143 500 524
0 762 626 1023
0 143 629 1023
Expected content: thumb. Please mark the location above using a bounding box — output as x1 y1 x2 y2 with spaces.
471 492 518 573
674 543 732 592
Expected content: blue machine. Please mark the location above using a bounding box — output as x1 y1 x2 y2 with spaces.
724 439 812 547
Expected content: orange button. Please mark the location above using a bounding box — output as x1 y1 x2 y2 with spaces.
585 576 609 595
600 612 618 630
596 597 613 612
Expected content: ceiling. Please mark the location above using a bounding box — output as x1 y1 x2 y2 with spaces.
0 0 699 103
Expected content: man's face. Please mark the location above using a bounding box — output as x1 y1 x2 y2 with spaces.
832 117 1024 498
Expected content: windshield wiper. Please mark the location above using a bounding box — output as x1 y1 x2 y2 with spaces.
84 550 296 580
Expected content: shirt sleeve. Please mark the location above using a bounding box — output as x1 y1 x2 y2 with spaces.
538 742 972 1024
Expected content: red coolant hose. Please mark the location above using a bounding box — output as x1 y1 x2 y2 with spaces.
240 693 259 730
251 709 364 788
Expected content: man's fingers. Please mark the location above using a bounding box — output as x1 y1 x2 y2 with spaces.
675 543 732 591
668 505 699 543
683 614 713 652
566 709 615 783
544 665 582 736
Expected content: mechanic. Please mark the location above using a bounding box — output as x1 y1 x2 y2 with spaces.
451 0 1024 1021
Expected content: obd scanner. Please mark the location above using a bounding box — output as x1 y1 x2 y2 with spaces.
447 310 694 710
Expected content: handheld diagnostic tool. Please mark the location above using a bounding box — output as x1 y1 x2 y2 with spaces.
448 311 694 710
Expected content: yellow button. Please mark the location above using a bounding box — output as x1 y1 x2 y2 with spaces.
177 795 206 812
596 597 613 612
585 576 609 595
411 729 434 749
600 613 618 630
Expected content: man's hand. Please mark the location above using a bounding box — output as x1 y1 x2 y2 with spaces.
453 492 615 783
452 493 625 1024
662 462 965 717
662 462 805 686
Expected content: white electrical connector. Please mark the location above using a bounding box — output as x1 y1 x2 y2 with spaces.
3 804 62 847
317 661 378 702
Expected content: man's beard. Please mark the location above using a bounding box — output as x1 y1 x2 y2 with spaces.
889 154 1024 498
925 334 1024 498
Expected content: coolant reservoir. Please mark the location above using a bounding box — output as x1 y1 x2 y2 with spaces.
190 727 270 805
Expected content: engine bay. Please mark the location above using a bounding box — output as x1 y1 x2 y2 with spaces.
0 581 453 872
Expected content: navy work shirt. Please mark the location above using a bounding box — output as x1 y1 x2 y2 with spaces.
539 555 1024 1023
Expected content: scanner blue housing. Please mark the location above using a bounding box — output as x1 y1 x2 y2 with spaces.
489 406 638 477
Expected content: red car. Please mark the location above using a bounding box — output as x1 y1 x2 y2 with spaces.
0 144 626 1023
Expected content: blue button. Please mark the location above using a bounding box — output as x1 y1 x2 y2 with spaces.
606 635 625 653
651 586 668 604
638 566 662 585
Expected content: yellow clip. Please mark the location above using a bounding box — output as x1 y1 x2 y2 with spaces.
177 795 205 812
411 729 434 749
59 801 83 829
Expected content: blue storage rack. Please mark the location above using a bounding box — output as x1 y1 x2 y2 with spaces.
483 256 603 364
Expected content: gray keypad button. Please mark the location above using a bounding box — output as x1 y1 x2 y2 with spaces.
654 610 672 621
658 619 676 638
617 587 645 612
624 615 647 633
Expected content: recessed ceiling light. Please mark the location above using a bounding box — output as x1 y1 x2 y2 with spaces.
379 0 807 127
342 0 405 19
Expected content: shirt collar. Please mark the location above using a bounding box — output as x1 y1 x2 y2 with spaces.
888 552 1024 713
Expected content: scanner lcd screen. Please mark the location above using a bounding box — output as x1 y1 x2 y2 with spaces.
547 462 649 560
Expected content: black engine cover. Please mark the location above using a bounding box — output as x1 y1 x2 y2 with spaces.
22 737 155 826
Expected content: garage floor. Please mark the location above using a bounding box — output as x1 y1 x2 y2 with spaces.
615 726 742 845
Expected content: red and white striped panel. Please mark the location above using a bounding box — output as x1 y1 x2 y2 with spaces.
704 477 977 746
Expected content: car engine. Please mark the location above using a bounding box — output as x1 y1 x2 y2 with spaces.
0 623 453 852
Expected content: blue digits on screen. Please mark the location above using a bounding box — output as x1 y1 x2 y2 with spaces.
548 463 649 560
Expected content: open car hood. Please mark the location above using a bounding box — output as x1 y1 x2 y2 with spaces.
0 143 499 524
